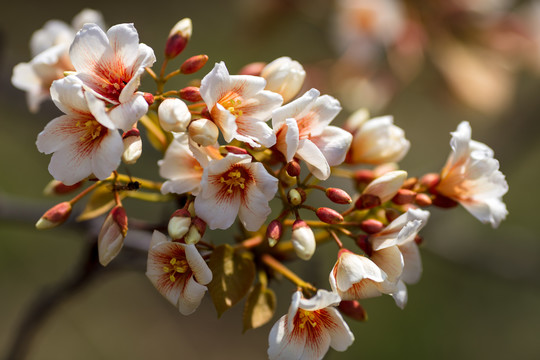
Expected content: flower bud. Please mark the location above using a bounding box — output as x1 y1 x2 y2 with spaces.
168 209 191 240
36 202 72 229
224 145 248 155
360 219 384 234
179 86 203 102
326 188 352 204
158 98 191 133
291 220 316 260
287 188 305 206
385 208 401 223
316 207 344 224
98 206 128 266
356 234 372 256
354 193 381 210
165 18 192 59
188 118 219 146
266 219 283 247
285 160 301 177
362 170 407 203
43 180 83 196
432 194 459 208
180 54 209 74
238 62 266 76
122 129 142 165
414 193 433 207
338 300 368 321
143 92 155 106
420 173 440 194
185 217 206 245
354 169 375 185
392 189 417 205
261 57 306 103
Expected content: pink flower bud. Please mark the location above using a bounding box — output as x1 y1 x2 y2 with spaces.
316 207 344 224
185 217 206 245
360 219 384 234
98 206 128 266
415 235 423 245
392 189 417 205
385 208 400 223
354 193 381 210
143 92 154 105
238 62 266 76
326 188 352 204
188 118 219 146
420 173 440 194
285 160 301 177
168 209 192 240
356 234 372 256
180 54 209 74
36 202 72 229
224 146 248 155
338 300 368 321
158 98 191 133
43 180 83 196
165 18 192 59
354 169 375 185
414 193 433 207
291 220 315 260
266 219 283 247
179 86 203 102
122 129 142 165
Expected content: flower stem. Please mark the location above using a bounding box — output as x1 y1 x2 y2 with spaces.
261 254 316 293
139 115 168 152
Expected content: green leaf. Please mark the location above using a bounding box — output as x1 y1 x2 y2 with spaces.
208 244 255 318
243 283 276 332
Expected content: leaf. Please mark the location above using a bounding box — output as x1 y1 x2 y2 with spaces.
208 244 255 317
243 283 276 332
76 185 125 221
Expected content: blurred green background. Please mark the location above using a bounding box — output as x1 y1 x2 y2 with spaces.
2 0 540 359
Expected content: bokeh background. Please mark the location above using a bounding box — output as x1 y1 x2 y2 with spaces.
2 0 540 359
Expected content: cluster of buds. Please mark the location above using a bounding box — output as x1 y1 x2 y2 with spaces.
18 10 508 360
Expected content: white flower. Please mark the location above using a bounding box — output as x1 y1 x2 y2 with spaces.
436 121 508 228
260 56 306 103
329 249 388 300
194 153 278 231
291 220 316 260
268 290 354 360
346 111 410 165
158 98 192 133
272 88 353 180
159 133 220 196
69 23 156 107
199 62 283 148
36 76 146 185
146 230 212 315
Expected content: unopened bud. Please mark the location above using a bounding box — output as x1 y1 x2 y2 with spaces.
224 145 248 155
238 62 266 76
158 98 191 133
392 189 417 205
98 206 128 266
420 173 440 194
36 202 72 229
165 18 192 59
188 118 219 146
43 180 83 196
339 300 368 321
354 169 375 185
316 207 344 224
179 86 203 102
285 160 301 177
385 208 401 223
168 209 191 240
360 219 384 234
291 220 316 260
356 234 372 256
122 129 142 164
362 170 407 203
326 188 352 204
414 235 423 245
266 219 283 247
260 57 306 103
402 177 417 190
180 54 209 74
185 217 206 245
414 193 432 207
355 193 381 210
143 92 154 106
287 188 305 206
432 194 459 208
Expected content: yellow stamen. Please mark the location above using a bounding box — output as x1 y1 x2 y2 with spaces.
76 119 103 142
298 309 318 329
219 170 246 194
224 99 243 117
163 257 189 283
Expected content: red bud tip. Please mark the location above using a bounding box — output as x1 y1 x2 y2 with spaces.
316 207 344 224
292 219 308 230
420 173 440 193
355 193 381 210
266 220 283 243
414 235 423 245
354 169 375 184
45 180 83 195
414 193 433 207
191 217 207 235
432 194 459 208
285 161 301 177
326 188 352 204
143 92 154 105
338 248 353 258
338 300 368 321
360 219 384 234
111 206 128 236
180 54 209 75
238 62 266 76
165 34 189 59
385 208 401 223
36 202 72 229
179 86 203 102
122 128 140 139
201 107 212 120
356 234 372 256
225 146 248 155
170 209 191 219
392 189 417 205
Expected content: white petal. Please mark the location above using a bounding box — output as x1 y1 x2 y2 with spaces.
194 187 241 230
177 276 207 315
50 76 89 116
106 23 140 69
200 62 232 110
268 315 306 360
184 244 212 285
399 241 422 284
391 280 408 309
335 253 386 292
234 116 276 148
299 328 330 360
36 115 79 154
251 162 278 200
238 184 272 232
239 89 283 121
310 126 352 167
271 89 319 126
298 290 341 311
149 230 169 250
90 130 123 179
70 23 111 74
370 246 404 284
306 94 342 136
296 140 330 180
274 118 299 162
108 93 148 130
324 307 355 352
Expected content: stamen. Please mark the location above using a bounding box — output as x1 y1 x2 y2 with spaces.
219 170 246 194
76 119 103 142
298 309 318 329
163 257 189 283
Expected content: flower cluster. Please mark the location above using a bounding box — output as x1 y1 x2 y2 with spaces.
15 11 509 359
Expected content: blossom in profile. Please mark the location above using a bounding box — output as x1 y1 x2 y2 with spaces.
260 56 306 103
272 88 353 180
268 290 354 360
199 62 283 148
36 76 146 185
69 23 156 107
436 121 508 228
194 153 278 231
146 230 212 315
